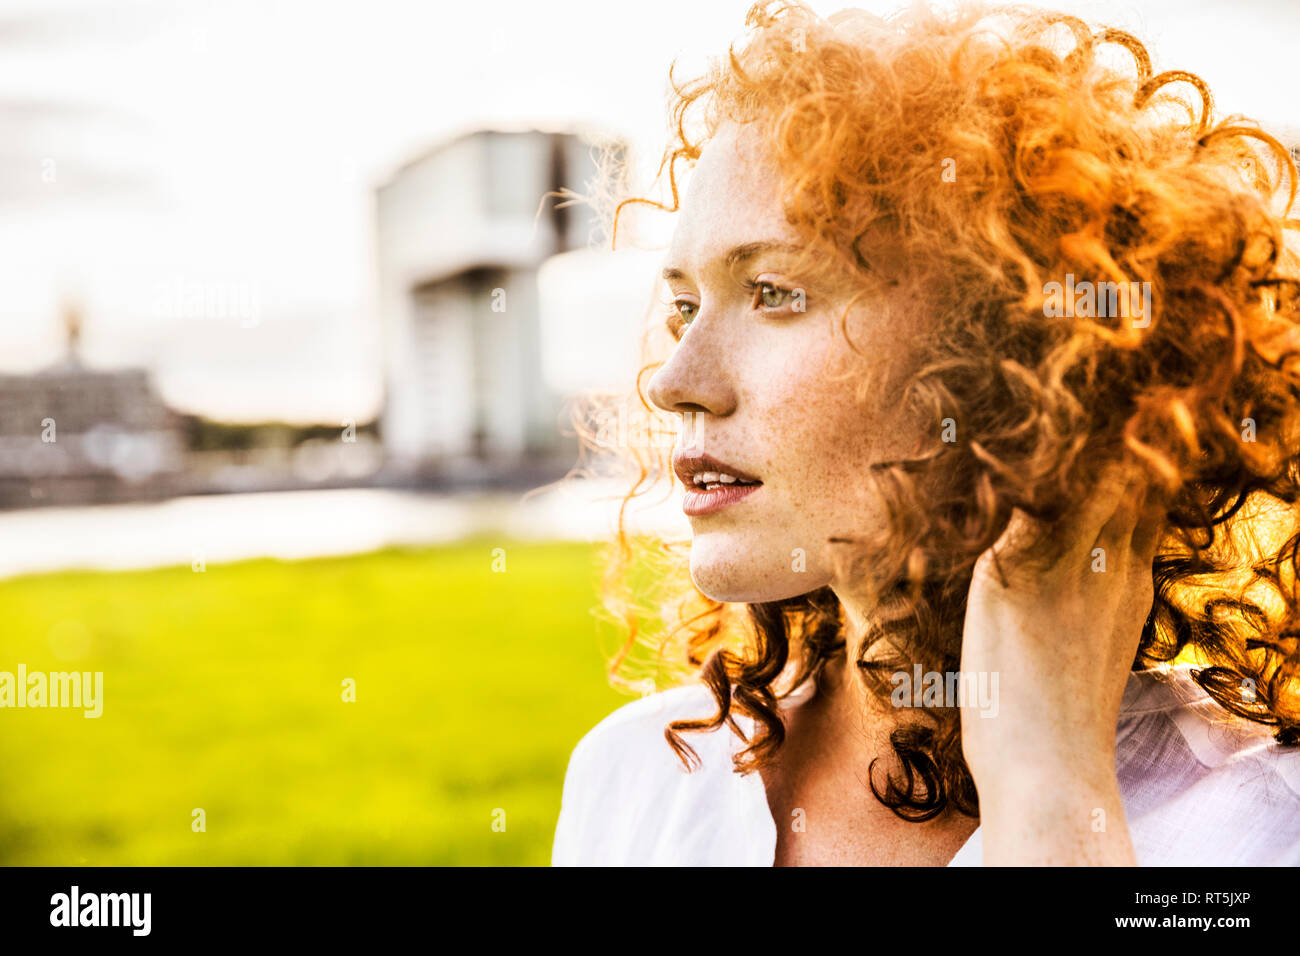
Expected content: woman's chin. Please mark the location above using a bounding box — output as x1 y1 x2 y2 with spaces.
688 540 829 604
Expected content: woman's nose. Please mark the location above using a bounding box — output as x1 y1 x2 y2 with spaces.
646 336 734 417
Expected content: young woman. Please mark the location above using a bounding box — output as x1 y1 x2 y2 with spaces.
552 0 1300 865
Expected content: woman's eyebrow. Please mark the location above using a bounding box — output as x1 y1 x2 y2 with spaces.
662 239 803 283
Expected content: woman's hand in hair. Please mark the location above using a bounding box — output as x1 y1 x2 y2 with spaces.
958 458 1162 865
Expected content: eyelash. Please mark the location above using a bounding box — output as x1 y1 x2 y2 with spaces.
664 280 798 340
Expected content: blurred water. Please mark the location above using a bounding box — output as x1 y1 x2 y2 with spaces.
0 481 687 579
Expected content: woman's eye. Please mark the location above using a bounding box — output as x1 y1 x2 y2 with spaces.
665 299 698 340
752 281 796 310
664 283 796 340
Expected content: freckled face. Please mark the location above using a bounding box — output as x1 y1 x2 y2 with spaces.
646 121 927 604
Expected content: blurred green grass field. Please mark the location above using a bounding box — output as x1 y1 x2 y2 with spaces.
0 538 631 866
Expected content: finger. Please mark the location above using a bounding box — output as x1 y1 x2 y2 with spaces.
995 506 1048 555
1130 508 1164 567
1096 466 1146 553
980 506 1056 584
1067 458 1141 562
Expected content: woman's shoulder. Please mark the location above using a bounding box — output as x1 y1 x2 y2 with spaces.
551 682 774 865
1120 665 1300 787
1116 665 1300 865
565 682 719 765
950 666 1300 867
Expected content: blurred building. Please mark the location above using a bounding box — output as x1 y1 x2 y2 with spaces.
0 303 185 507
375 129 622 486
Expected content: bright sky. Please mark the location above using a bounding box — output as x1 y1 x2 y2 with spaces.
0 0 1295 422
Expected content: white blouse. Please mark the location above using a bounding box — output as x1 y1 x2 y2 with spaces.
551 664 1300 865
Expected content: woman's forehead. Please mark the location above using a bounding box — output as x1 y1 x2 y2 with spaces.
668 124 798 273
689 122 782 203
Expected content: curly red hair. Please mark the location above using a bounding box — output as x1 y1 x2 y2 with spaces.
571 0 1300 820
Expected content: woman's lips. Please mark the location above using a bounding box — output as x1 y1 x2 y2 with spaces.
682 481 762 516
